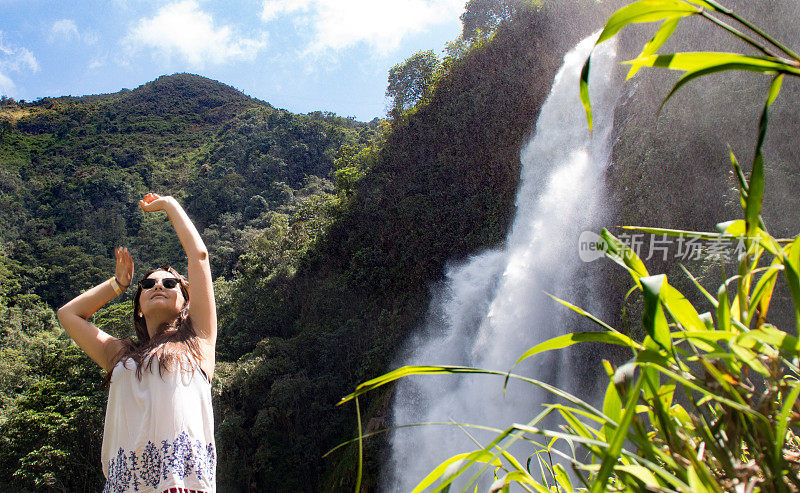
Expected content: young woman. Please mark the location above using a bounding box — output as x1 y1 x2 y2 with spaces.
57 193 217 493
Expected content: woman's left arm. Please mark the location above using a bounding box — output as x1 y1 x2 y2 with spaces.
140 193 217 344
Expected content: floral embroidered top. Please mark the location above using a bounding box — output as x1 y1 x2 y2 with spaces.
101 354 216 493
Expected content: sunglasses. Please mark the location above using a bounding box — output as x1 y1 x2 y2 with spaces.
139 278 181 290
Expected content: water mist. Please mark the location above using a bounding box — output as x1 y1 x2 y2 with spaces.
386 33 621 491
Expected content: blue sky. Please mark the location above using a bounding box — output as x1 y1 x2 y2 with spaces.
0 0 465 121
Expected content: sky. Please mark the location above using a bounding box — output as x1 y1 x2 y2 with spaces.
0 0 466 121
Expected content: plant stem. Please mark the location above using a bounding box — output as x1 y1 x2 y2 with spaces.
704 0 800 61
699 11 778 58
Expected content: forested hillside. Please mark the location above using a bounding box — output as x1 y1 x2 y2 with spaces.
0 70 377 491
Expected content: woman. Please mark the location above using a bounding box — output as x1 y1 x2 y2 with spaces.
57 193 217 493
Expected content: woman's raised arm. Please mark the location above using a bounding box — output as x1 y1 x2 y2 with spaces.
139 193 217 346
56 247 132 372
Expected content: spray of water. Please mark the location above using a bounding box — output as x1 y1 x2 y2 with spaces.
385 33 620 491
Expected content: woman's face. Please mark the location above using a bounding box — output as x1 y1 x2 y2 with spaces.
138 270 186 321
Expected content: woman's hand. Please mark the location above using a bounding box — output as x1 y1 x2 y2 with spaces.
114 246 134 288
139 192 174 212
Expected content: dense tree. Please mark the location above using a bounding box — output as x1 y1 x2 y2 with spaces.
386 50 441 114
460 0 528 40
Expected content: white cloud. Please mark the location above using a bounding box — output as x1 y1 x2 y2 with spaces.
51 19 79 40
49 19 98 44
261 0 463 54
125 0 267 66
0 31 39 96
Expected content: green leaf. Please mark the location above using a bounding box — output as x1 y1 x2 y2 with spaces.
580 57 593 131
627 17 680 79
728 148 749 209
497 472 550 493
680 264 718 307
411 450 502 493
622 225 721 240
661 283 705 332
616 465 660 488
783 236 800 331
748 260 781 327
717 283 731 334
597 0 701 45
600 228 649 282
625 53 795 109
355 397 363 492
747 74 783 238
775 384 800 461
545 294 619 333
510 330 641 371
553 464 574 493
739 325 800 357
602 377 623 442
716 219 745 236
592 375 646 493
628 52 800 74
641 275 672 350
728 341 770 376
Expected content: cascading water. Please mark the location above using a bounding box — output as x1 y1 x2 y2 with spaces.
386 32 620 491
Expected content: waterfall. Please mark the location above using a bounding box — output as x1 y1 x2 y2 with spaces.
386 32 620 491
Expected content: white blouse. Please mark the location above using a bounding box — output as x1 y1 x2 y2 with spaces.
101 354 216 493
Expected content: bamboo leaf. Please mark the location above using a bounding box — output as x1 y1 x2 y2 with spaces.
592 375 646 493
545 293 619 333
602 378 623 440
628 52 800 74
747 75 783 238
717 283 731 334
553 464 574 493
600 228 649 282
580 57 593 131
729 341 770 376
496 472 550 493
739 325 800 357
615 465 660 488
411 451 502 493
627 17 680 79
661 283 706 331
775 384 800 461
597 0 701 45
783 236 800 331
729 148 749 209
510 329 640 370
622 225 721 240
681 264 718 307
748 260 782 328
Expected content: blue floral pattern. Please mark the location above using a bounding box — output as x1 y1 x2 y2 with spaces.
103 432 215 493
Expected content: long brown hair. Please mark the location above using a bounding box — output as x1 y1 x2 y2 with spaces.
104 266 203 387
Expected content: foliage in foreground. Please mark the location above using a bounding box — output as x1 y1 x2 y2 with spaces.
340 1 800 491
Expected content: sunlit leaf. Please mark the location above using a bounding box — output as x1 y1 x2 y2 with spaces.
627 17 680 79
597 0 701 45
592 375 646 493
775 384 800 460
411 451 502 493
616 464 660 488
783 236 800 331
600 228 649 283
